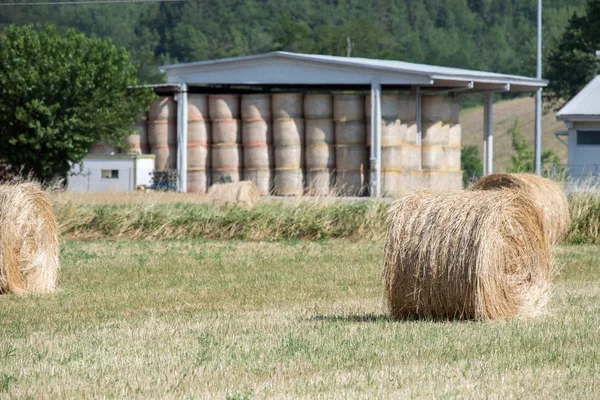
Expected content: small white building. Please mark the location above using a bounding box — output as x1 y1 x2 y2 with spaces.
68 154 155 192
556 75 600 181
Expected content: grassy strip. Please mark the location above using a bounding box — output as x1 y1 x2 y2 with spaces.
54 195 600 243
566 195 600 244
55 199 391 241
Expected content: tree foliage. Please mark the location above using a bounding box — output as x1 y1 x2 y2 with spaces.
546 0 600 102
0 24 153 181
0 0 588 83
507 119 560 173
461 145 483 187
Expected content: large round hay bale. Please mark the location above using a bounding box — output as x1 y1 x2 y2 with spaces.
205 181 260 208
0 182 59 294
384 190 551 321
472 173 570 245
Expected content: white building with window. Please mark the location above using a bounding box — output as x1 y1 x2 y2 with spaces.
556 75 600 181
68 154 155 192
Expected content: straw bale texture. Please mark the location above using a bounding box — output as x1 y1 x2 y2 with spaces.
205 181 260 208
0 182 59 294
472 173 570 245
384 190 551 321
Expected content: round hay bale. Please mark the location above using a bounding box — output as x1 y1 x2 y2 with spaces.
0 182 59 294
384 190 551 321
472 173 570 245
206 181 260 208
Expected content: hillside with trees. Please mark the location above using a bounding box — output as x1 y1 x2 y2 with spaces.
0 0 588 84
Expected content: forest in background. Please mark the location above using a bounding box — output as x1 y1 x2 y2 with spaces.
0 0 588 85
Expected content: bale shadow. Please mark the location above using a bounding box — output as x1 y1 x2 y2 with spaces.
311 314 473 324
310 314 392 323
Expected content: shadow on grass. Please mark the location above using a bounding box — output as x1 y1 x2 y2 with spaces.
311 314 472 324
311 314 392 323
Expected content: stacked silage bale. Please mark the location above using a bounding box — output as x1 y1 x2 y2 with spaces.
88 142 119 155
334 94 368 196
210 95 242 184
123 115 148 155
366 94 422 197
420 96 462 192
272 93 304 196
187 94 211 193
241 94 273 195
148 96 177 171
304 94 335 196
397 95 422 194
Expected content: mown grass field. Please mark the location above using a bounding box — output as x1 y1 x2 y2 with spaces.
1 239 599 398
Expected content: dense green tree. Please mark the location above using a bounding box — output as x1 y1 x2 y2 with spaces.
461 145 483 186
0 24 154 182
0 0 588 88
546 0 600 102
507 119 560 173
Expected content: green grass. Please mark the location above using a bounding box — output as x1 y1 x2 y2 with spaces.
54 194 600 244
55 198 391 241
1 240 599 398
566 194 600 244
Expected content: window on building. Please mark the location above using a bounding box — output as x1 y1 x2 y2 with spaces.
577 131 600 145
101 169 119 179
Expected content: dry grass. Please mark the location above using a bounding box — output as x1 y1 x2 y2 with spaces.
472 173 571 245
0 182 59 294
0 240 598 398
566 189 600 244
52 195 390 242
49 191 207 205
384 190 551 321
39 182 600 245
205 181 260 208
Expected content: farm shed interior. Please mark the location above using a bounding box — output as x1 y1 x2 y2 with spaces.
123 52 548 196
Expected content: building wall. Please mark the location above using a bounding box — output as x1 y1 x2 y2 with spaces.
136 158 155 188
567 122 600 179
68 156 155 192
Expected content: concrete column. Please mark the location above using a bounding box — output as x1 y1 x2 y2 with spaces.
175 83 188 193
483 92 494 175
370 79 382 197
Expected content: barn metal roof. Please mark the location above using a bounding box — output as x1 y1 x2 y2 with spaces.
159 51 547 93
557 75 600 121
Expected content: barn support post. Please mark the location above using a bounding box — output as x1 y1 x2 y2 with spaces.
483 92 494 175
370 79 382 197
535 0 543 175
175 83 188 193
